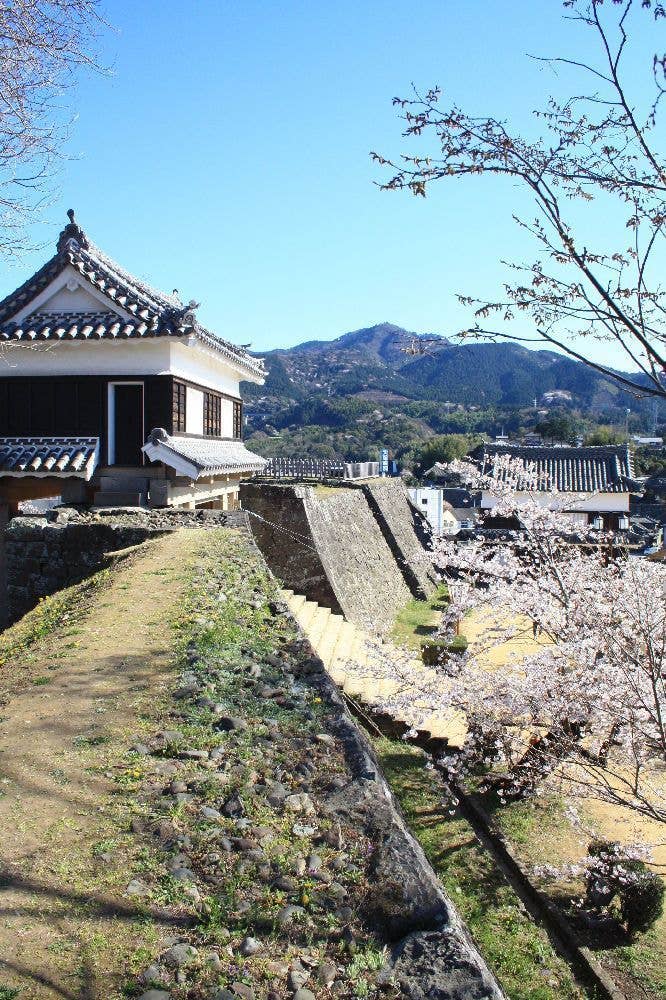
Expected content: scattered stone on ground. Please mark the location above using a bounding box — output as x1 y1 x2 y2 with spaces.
0 526 501 999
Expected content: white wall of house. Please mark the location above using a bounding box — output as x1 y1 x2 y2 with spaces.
221 397 234 437
1 338 254 399
480 490 630 513
185 386 204 435
409 487 459 535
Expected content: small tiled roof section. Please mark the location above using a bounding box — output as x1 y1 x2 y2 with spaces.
4 311 162 340
0 211 265 381
0 436 99 480
142 428 267 480
480 443 634 493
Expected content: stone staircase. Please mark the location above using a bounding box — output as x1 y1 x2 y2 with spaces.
282 589 465 745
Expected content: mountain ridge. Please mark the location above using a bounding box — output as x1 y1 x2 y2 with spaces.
242 323 655 461
247 322 637 410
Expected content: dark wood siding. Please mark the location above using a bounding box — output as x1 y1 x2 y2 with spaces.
0 375 175 466
233 399 242 440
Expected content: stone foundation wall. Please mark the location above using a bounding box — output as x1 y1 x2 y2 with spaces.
237 484 343 615
358 479 437 599
3 507 248 624
241 481 435 632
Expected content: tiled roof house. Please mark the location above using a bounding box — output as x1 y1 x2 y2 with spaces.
477 443 635 530
0 211 266 509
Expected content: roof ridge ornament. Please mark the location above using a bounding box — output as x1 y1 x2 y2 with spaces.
56 208 90 254
180 299 201 327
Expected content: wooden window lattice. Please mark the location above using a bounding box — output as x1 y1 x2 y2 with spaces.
204 392 222 437
172 381 186 432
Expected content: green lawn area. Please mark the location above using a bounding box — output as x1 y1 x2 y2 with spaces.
390 586 449 650
373 735 585 1000
489 796 666 1000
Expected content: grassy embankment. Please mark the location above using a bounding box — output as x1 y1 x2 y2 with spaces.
386 591 666 1000
383 590 584 999
0 529 396 999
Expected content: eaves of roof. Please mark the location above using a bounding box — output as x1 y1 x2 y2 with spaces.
142 428 267 479
0 214 265 382
0 436 99 480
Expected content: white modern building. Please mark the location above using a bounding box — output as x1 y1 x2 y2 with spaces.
409 486 461 535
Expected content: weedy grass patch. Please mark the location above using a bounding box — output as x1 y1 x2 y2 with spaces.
390 587 449 650
373 735 586 1000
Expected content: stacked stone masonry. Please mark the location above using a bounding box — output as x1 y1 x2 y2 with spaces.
4 508 248 624
240 480 436 633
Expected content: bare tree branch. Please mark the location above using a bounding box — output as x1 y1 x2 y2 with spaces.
0 0 108 256
373 0 666 401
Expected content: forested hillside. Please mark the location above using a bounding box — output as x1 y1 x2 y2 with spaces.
243 323 659 462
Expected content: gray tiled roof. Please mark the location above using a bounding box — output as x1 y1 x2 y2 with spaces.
0 213 265 380
480 444 634 493
142 428 266 479
3 311 162 341
0 436 99 479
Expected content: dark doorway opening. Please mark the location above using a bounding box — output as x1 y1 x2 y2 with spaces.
112 383 144 466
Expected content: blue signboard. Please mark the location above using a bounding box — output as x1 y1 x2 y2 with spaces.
379 448 389 475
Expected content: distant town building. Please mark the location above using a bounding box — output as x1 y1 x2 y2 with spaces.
632 436 663 447
0 212 266 510
409 487 461 535
477 443 635 530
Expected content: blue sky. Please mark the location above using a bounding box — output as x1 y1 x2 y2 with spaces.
0 1 659 363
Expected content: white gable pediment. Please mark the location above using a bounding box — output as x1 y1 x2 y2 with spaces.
9 264 134 323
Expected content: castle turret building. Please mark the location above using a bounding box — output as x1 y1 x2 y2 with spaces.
0 211 266 510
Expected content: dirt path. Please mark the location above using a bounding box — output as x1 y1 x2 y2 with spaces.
0 529 204 999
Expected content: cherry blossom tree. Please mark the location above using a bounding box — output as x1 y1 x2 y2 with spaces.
372 0 666 401
437 474 666 824
351 456 666 825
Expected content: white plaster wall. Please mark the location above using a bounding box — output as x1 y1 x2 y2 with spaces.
0 338 174 376
186 386 204 435
221 398 234 437
168 341 253 394
0 339 252 403
481 490 629 513
41 283 110 313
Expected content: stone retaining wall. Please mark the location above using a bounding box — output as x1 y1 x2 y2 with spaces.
3 507 248 624
240 481 435 632
358 478 437 599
